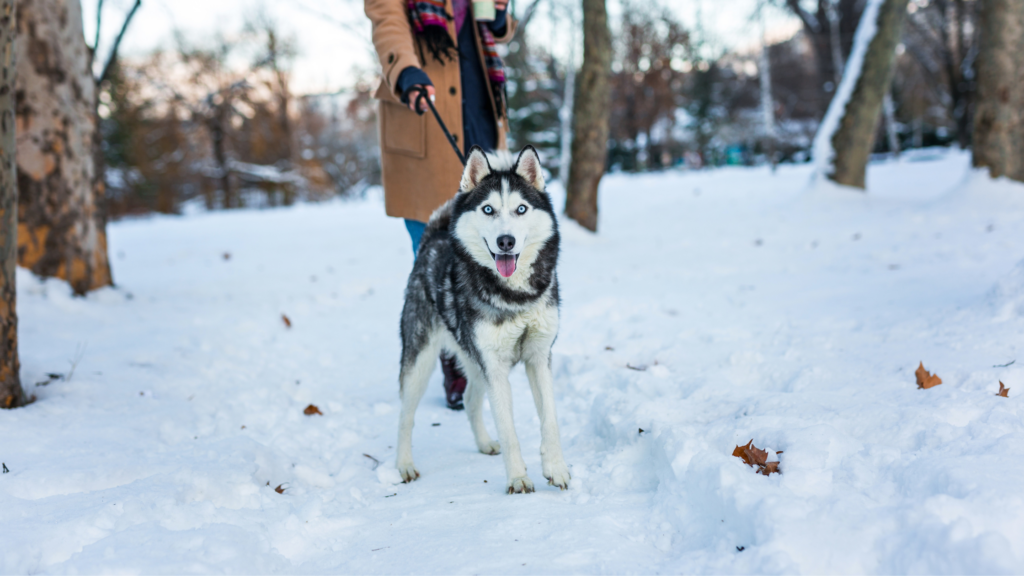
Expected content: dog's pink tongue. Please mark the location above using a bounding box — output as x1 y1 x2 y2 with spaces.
495 254 516 278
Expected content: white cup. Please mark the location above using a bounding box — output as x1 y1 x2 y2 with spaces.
473 0 496 22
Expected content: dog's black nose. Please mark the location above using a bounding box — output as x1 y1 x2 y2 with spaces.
497 235 516 252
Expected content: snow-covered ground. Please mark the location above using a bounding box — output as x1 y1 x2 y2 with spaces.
3 149 1024 574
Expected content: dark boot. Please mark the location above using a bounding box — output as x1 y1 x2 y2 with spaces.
440 353 467 410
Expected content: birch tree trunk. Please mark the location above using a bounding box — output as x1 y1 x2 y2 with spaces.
972 0 1024 182
819 0 909 189
558 11 577 192
759 7 777 170
1 0 25 409
15 0 112 295
564 0 610 232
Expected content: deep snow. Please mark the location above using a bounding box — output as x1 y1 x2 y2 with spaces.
2 149 1024 574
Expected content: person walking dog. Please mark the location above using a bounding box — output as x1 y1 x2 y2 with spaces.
365 0 517 410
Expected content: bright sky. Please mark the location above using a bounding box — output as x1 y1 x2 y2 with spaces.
83 0 800 95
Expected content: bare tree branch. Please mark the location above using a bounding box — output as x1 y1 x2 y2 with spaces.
513 0 544 40
93 0 104 55
98 0 142 85
785 0 821 32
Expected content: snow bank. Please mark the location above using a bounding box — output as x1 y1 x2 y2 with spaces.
991 259 1024 320
812 0 886 178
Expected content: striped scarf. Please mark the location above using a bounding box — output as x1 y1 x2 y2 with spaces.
406 0 507 117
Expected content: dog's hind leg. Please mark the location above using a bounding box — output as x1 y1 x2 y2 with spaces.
396 332 441 483
524 339 571 490
462 362 501 456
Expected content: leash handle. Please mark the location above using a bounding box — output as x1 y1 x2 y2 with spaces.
410 86 467 167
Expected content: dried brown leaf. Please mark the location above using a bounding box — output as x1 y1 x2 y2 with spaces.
915 362 942 389
304 404 323 416
732 440 768 467
997 382 1010 398
282 314 292 328
274 484 286 494
733 440 781 476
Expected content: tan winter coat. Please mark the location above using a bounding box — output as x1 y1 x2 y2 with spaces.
365 0 517 223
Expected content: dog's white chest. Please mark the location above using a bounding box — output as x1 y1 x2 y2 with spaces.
475 303 558 359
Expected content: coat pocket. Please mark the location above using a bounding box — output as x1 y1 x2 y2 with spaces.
381 101 426 159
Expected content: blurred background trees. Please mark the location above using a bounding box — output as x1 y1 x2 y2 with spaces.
100 19 372 217
2 0 1021 401
9 0 1017 228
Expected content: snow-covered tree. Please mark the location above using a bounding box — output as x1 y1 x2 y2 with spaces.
812 0 910 188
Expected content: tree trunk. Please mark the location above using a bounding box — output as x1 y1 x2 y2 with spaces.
945 0 973 148
558 56 576 191
972 0 1024 182
826 1 846 85
1 0 25 409
883 92 901 156
15 0 112 295
558 6 578 192
565 0 610 232
759 11 777 170
209 102 235 209
827 0 909 188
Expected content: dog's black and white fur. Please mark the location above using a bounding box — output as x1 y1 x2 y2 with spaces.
396 145 570 494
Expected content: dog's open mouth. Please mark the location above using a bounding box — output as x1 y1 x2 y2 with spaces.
491 251 519 278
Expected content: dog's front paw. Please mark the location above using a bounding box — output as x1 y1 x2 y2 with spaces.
543 461 571 490
397 461 420 483
478 440 501 455
506 476 535 494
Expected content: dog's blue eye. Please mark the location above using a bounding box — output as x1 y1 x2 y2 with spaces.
483 205 493 215
517 205 527 214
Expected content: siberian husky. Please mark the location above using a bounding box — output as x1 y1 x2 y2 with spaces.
396 145 570 494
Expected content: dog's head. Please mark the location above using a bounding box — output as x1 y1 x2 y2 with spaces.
452 146 557 281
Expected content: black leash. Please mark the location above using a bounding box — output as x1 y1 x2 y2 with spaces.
410 86 467 167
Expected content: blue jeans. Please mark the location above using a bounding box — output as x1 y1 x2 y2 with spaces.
405 219 427 257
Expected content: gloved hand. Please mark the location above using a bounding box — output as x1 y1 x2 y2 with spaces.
397 67 435 113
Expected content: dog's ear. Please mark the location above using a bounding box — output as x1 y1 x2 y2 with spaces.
460 146 492 192
514 145 544 190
